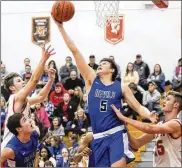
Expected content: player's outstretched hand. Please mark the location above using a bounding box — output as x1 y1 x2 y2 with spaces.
51 13 63 28
41 44 56 61
48 68 56 80
149 111 159 124
111 104 125 121
81 147 92 157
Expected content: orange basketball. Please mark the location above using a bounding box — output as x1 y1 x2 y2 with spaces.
52 1 75 23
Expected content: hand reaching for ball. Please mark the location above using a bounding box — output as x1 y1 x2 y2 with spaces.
51 13 63 28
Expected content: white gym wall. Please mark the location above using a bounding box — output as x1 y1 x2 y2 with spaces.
1 1 181 80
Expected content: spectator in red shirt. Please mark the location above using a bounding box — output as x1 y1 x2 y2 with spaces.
57 93 77 127
50 82 68 108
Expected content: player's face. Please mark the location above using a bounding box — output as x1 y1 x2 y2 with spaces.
162 95 175 112
11 77 25 92
19 117 34 134
53 118 59 126
41 148 48 158
96 61 113 76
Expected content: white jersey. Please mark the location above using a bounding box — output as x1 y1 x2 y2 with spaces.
1 94 31 151
153 119 181 167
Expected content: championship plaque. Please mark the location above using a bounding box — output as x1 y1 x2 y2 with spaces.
32 17 50 46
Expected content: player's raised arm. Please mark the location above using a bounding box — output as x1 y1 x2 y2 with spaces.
15 45 55 112
52 15 96 84
122 84 158 123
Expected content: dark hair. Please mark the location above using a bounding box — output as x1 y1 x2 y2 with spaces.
89 55 95 58
35 84 43 90
39 146 52 161
153 64 162 75
4 72 22 93
48 60 58 71
99 58 118 81
178 58 182 62
7 113 23 136
128 82 137 91
167 91 182 113
136 54 142 58
49 117 61 131
31 112 46 140
125 62 134 76
25 65 31 68
66 56 72 60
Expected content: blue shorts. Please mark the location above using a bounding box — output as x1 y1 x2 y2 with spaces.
92 130 135 167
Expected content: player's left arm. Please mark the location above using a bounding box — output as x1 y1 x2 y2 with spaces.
111 104 181 135
28 68 55 105
122 84 157 122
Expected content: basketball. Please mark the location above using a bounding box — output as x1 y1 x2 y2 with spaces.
51 1 75 23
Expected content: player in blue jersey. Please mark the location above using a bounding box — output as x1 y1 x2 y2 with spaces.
52 17 158 167
1 113 40 167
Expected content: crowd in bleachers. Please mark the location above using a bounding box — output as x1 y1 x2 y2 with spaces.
0 55 181 167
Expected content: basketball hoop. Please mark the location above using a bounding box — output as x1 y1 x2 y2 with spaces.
94 1 120 28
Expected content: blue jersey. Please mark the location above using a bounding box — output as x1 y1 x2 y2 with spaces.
88 77 124 133
6 131 39 167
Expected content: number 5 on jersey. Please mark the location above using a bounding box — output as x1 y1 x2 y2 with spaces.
100 100 108 112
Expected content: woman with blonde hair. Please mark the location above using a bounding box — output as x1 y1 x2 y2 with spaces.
70 86 83 109
122 62 139 85
71 108 89 135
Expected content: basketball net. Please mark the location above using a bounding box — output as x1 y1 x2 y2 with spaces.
94 1 120 28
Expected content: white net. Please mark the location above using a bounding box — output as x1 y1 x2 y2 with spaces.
94 1 120 28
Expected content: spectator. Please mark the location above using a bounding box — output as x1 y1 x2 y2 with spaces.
1 76 10 102
30 112 47 140
80 93 90 126
70 86 83 109
35 102 50 130
44 160 54 167
123 82 144 120
172 58 182 92
109 55 122 82
43 96 54 120
39 65 49 87
64 70 84 93
56 148 70 167
148 64 165 93
88 55 98 71
20 57 31 75
22 65 32 81
42 132 53 147
1 63 8 78
69 158 78 167
49 82 68 110
143 81 161 114
48 60 59 83
134 54 150 90
122 62 139 85
48 117 65 136
1 96 6 137
38 146 56 167
48 135 67 161
71 108 89 135
57 93 78 127
59 56 78 84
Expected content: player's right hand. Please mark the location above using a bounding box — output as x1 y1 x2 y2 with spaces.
51 13 63 28
81 147 92 156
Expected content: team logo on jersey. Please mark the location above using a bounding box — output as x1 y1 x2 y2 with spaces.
105 15 124 44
